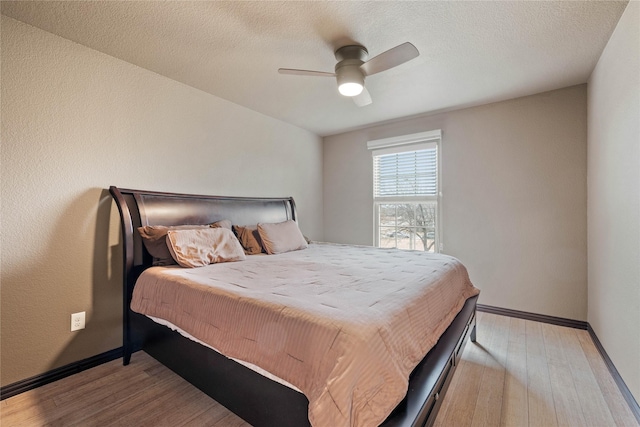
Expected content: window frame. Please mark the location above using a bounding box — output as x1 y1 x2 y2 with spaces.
368 130 442 252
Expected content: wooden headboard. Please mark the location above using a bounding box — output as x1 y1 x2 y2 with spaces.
109 186 297 360
110 186 296 268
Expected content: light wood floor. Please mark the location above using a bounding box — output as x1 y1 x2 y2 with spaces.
435 312 637 427
1 312 637 426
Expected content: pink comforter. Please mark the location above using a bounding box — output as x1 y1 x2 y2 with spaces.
131 243 479 426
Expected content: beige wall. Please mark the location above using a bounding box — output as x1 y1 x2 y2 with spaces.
587 1 640 402
0 16 323 386
324 85 588 321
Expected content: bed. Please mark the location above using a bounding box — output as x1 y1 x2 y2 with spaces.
110 186 479 427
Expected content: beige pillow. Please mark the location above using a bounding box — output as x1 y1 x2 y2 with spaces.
138 220 232 266
166 228 246 268
257 220 308 255
233 225 265 255
138 224 210 266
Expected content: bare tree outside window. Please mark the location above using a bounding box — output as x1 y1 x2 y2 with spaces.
379 202 436 252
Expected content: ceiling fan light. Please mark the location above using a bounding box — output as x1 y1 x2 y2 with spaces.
338 82 364 97
336 65 365 97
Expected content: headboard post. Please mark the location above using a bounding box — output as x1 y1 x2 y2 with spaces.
109 186 136 365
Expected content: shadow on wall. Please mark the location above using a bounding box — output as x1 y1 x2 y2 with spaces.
30 188 123 421
53 188 122 362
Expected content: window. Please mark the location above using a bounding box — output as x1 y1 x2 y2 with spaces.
368 130 441 252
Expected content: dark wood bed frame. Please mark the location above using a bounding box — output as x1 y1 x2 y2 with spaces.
110 186 477 427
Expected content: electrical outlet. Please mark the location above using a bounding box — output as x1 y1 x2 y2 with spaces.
71 312 85 331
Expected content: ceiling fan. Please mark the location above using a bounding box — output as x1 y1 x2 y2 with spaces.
278 42 419 107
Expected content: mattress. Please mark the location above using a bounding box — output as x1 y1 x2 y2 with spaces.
131 243 480 427
146 314 301 391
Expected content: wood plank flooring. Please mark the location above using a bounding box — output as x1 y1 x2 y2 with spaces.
435 312 638 427
1 312 637 426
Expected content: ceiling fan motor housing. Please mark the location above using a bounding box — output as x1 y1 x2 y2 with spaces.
335 45 368 95
334 45 368 62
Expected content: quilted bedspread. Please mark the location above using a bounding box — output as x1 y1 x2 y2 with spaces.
131 243 479 427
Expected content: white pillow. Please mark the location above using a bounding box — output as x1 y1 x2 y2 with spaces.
257 220 308 255
166 228 246 268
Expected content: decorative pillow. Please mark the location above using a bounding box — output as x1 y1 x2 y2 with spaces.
233 225 265 255
257 220 308 255
166 228 246 268
138 224 210 266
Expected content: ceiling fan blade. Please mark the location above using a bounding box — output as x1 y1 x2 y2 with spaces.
353 87 372 107
360 42 419 76
278 68 336 77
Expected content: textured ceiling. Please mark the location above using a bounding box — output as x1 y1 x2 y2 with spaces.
1 1 628 136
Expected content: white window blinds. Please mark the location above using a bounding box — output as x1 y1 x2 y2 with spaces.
373 147 437 198
368 130 441 200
